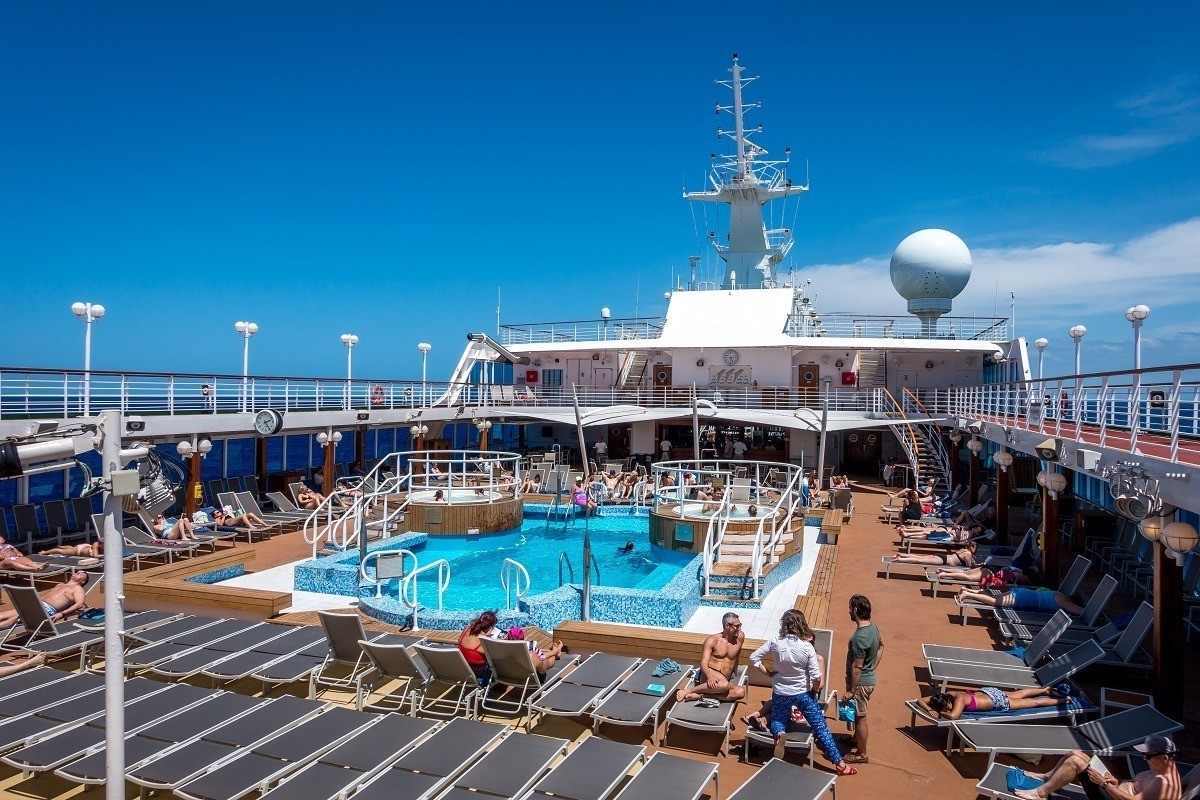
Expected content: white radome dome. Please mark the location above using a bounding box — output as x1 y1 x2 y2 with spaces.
890 229 972 317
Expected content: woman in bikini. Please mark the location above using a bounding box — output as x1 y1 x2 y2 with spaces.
0 536 47 572
40 540 104 559
152 514 200 541
934 564 1030 586
887 541 977 567
457 610 498 684
895 521 982 542
212 508 267 530
917 685 1074 720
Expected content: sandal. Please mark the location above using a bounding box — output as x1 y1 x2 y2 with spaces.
835 764 858 776
843 753 869 764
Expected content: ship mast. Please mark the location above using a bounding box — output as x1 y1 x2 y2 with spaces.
685 54 808 290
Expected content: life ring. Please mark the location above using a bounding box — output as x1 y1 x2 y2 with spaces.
371 385 386 406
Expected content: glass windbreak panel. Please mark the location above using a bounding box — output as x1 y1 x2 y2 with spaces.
266 436 284 473
286 435 311 471
201 440 225 480
28 471 64 504
376 428 395 457
363 431 376 461
225 438 255 477
0 479 16 508
335 433 355 463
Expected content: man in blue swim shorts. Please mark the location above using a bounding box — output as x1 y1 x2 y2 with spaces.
956 585 1085 615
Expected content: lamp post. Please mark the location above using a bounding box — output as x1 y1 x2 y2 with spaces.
1068 325 1086 376
71 302 105 416
234 321 259 412
601 307 611 341
316 429 343 495
1125 305 1150 371
1033 338 1048 380
340 333 359 410
418 342 432 406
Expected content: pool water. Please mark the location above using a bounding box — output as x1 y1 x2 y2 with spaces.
397 516 693 611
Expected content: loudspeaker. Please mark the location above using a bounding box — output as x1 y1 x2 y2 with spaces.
1035 437 1063 462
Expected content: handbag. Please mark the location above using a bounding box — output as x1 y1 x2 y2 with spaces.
836 699 857 724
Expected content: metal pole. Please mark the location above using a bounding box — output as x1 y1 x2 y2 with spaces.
101 409 125 800
1133 321 1142 371
241 334 250 412
1074 339 1081 376
691 384 701 458
815 377 830 494
571 385 592 623
346 345 353 410
83 310 93 417
422 352 428 407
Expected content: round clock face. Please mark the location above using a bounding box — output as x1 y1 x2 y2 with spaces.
723 349 739 366
254 409 283 436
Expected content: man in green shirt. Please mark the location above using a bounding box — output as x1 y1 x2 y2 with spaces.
845 594 882 763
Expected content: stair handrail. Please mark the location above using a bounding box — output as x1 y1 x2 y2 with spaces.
400 558 451 632
500 558 531 610
701 486 735 596
303 453 410 557
360 548 418 598
879 388 923 487
902 387 952 490
750 467 804 599
558 551 575 586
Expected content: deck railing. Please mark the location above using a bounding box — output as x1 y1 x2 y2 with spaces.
498 317 664 346
784 313 1010 340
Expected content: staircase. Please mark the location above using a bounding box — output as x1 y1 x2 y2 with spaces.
701 528 796 606
856 350 887 387
902 389 952 492
617 349 649 389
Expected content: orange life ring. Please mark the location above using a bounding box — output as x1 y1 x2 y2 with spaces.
371 385 386 406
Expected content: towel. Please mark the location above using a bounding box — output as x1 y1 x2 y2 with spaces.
1006 767 1045 793
651 658 681 677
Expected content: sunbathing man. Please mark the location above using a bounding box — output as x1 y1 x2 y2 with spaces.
888 541 977 568
0 570 89 626
677 612 748 702
40 540 104 559
151 514 200 541
917 684 1075 721
956 586 1085 615
0 536 50 572
1012 736 1183 800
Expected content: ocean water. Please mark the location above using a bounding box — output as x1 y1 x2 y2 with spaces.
396 515 693 611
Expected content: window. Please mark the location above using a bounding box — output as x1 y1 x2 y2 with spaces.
286 435 311 471
543 369 564 386
225 438 255 477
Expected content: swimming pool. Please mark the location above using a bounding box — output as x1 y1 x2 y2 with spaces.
409 488 503 503
380 516 693 611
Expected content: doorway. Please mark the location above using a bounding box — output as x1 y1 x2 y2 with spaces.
841 429 882 476
796 364 820 389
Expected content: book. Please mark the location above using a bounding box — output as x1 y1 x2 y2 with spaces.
1089 756 1111 780
646 684 665 695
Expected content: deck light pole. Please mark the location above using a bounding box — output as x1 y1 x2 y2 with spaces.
1125 305 1150 371
340 333 359 409
234 321 259 412
71 302 105 416
1034 338 1048 380
1068 325 1086 375
418 342 432 406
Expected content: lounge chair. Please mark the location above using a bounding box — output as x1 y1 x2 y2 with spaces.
348 717 509 800
1042 602 1155 670
590 658 693 745
975 759 1200 800
134 509 238 550
662 664 749 756
0 675 167 756
950 704 1184 772
217 491 291 532
124 619 262 671
308 611 419 699
916 555 1091 599
125 695 324 793
43 501 84 545
897 528 996 555
172 707 373 800
14 606 181 671
356 638 428 713
0 671 103 731
256 713 440 800
252 639 334 689
202 625 329 684
435 731 568 800
906 690 1099 753
479 637 580 716
411 643 484 719
0 666 77 700
238 491 307 524
725 757 837 800
88 514 174 565
54 692 269 786
122 523 201 559
1 683 213 773
521 736 646 800
955 574 1119 628
528 653 642 724
926 639 1106 693
125 614 223 645
147 622 287 680
744 629 838 765
922 610 1073 670
608 752 718 800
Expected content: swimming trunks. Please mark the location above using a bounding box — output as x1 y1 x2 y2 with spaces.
980 686 1010 712
1010 587 1058 613
42 602 57 618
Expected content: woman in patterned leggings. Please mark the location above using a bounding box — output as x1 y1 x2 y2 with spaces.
749 610 857 776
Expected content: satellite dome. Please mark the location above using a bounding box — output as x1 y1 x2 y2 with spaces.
890 229 972 319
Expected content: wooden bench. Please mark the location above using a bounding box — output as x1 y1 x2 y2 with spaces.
555 620 766 668
793 544 838 628
124 547 290 618
821 508 843 543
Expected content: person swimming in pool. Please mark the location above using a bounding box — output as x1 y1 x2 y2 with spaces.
956 586 1085 615
618 541 635 554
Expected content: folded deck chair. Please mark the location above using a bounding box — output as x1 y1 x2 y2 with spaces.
147 622 284 680
256 713 440 800
927 639 1106 693
662 664 749 756
724 757 836 800
528 652 642 724
591 658 694 744
0 675 166 756
922 610 1073 670
54 692 268 786
1 682 213 773
239 490 308 523
349 717 509 800
522 736 646 800
955 574 1119 628
125 695 324 792
906 691 1099 753
411 643 484 719
1043 601 1154 670
951 704 1184 773
479 637 580 716
975 759 1200 800
202 625 328 684
743 629 838 765
435 731 568 800
124 618 260 671
357 638 428 713
172 706 372 800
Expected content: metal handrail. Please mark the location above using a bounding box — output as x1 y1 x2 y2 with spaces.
903 387 952 489
400 558 451 632
558 552 574 586
879 388 924 486
360 548 417 598
701 488 735 596
500 558 531 610
749 467 804 598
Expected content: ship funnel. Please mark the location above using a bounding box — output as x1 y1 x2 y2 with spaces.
889 229 972 337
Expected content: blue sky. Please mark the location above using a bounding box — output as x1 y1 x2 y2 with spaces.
1 2 1198 380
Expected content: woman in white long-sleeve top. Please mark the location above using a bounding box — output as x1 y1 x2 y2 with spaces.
749 609 857 775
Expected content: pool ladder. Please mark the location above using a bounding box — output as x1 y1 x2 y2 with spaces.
545 491 577 530
557 551 600 587
500 558 530 611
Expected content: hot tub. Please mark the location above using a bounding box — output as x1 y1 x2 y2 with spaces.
410 488 503 504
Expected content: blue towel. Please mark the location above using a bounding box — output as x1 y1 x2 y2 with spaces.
1006 645 1027 659
1007 768 1045 792
928 532 952 542
651 658 681 677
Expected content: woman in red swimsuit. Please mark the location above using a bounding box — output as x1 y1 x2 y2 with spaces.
458 610 499 682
